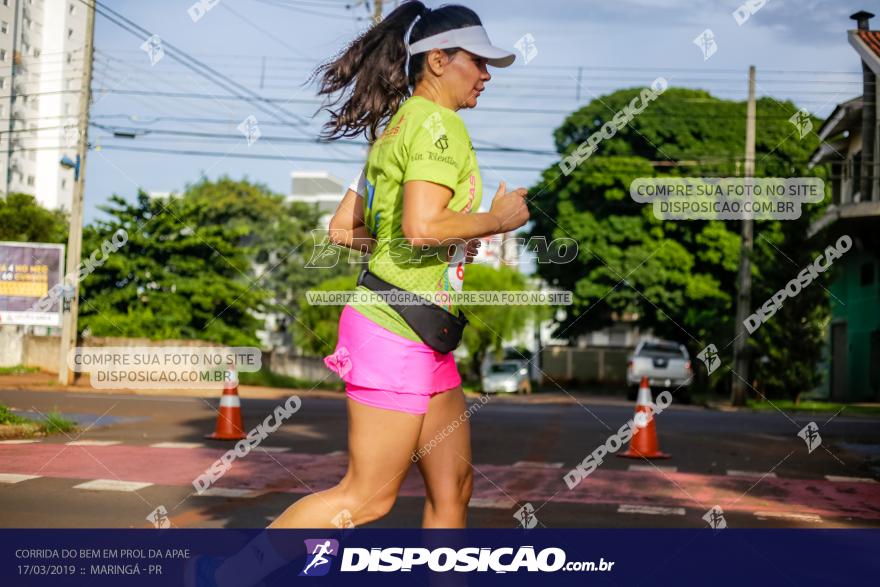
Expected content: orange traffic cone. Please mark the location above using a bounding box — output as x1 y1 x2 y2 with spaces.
620 377 670 459
205 361 246 440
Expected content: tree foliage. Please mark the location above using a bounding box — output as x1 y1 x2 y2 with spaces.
0 193 68 243
78 177 332 347
530 87 831 398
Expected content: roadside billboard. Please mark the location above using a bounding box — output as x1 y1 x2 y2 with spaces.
0 241 65 327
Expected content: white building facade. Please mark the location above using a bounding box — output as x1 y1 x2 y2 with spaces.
0 0 87 211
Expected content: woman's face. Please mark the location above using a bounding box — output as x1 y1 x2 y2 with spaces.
446 50 491 110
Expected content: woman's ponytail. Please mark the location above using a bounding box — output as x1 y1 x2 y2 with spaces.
311 1 482 143
311 1 426 143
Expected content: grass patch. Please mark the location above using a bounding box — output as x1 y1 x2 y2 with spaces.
0 365 39 375
747 399 880 416
0 403 78 439
238 367 342 391
0 404 31 425
43 411 77 434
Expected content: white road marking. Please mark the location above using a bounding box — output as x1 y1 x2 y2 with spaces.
469 496 517 509
198 487 258 498
754 511 823 523
150 442 206 449
727 470 778 478
0 439 40 444
617 504 686 516
73 479 153 492
627 465 678 473
824 475 877 483
513 461 563 468
0 473 41 483
66 440 121 446
326 450 347 457
256 447 290 453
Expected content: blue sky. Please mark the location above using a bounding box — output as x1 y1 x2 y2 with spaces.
83 0 867 224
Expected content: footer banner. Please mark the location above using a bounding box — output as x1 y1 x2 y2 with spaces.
1 529 876 585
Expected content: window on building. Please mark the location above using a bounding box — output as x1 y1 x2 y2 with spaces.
61 178 67 190
0 49 6 61
1 21 7 34
69 4 75 15
26 175 34 186
861 262 876 287
32 47 40 58
67 28 74 39
0 78 5 89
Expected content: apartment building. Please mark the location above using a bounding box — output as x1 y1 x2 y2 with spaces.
0 0 88 211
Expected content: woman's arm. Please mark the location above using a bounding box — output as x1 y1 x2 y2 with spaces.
402 180 529 247
328 189 376 254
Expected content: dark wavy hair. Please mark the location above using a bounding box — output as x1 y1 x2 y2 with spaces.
311 1 482 143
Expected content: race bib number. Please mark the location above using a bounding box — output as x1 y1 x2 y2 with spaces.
447 244 466 292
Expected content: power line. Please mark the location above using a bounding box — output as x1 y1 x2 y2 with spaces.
76 0 311 128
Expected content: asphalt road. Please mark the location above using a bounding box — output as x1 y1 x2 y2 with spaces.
1 388 878 529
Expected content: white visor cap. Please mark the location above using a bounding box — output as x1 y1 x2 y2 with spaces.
407 25 516 68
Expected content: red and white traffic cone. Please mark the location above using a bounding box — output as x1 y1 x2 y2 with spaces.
620 376 670 459
205 361 246 440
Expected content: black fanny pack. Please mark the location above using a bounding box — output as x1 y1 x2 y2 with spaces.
357 268 468 354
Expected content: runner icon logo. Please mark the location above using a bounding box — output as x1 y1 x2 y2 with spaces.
300 539 339 577
798 422 822 454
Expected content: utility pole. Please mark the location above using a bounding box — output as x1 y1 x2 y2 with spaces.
373 0 383 24
58 1 96 385
731 65 756 406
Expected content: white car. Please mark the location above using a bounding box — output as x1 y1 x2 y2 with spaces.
481 361 532 394
626 340 693 402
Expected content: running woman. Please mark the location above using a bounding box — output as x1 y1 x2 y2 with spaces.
270 0 530 530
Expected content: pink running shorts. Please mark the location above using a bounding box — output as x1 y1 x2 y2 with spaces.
322 305 462 414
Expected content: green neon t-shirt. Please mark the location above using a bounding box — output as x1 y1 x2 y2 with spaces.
351 95 483 344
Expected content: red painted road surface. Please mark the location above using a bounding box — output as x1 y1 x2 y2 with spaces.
2 444 879 522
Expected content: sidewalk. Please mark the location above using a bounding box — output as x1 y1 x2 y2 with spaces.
5 372 877 414
0 372 672 408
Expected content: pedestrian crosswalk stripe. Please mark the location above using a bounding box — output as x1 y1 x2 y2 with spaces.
627 465 678 473
0 439 40 444
754 511 822 523
469 496 517 509
0 473 41 483
73 479 153 492
824 475 877 483
198 487 258 498
66 440 121 446
150 442 206 449
513 461 563 468
618 504 686 516
727 470 778 478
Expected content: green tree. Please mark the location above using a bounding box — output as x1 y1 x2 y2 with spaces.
460 264 548 380
294 273 357 355
79 191 266 346
0 193 68 243
79 177 343 348
530 87 830 399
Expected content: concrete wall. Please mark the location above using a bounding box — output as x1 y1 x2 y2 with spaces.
0 326 24 367
0 330 229 374
539 345 631 385
266 350 340 384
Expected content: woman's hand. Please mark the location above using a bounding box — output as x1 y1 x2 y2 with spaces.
488 181 529 234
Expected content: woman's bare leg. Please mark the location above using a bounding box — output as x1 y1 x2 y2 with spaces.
269 397 424 528
415 386 474 528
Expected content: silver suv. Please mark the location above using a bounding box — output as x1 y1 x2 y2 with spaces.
626 340 693 402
